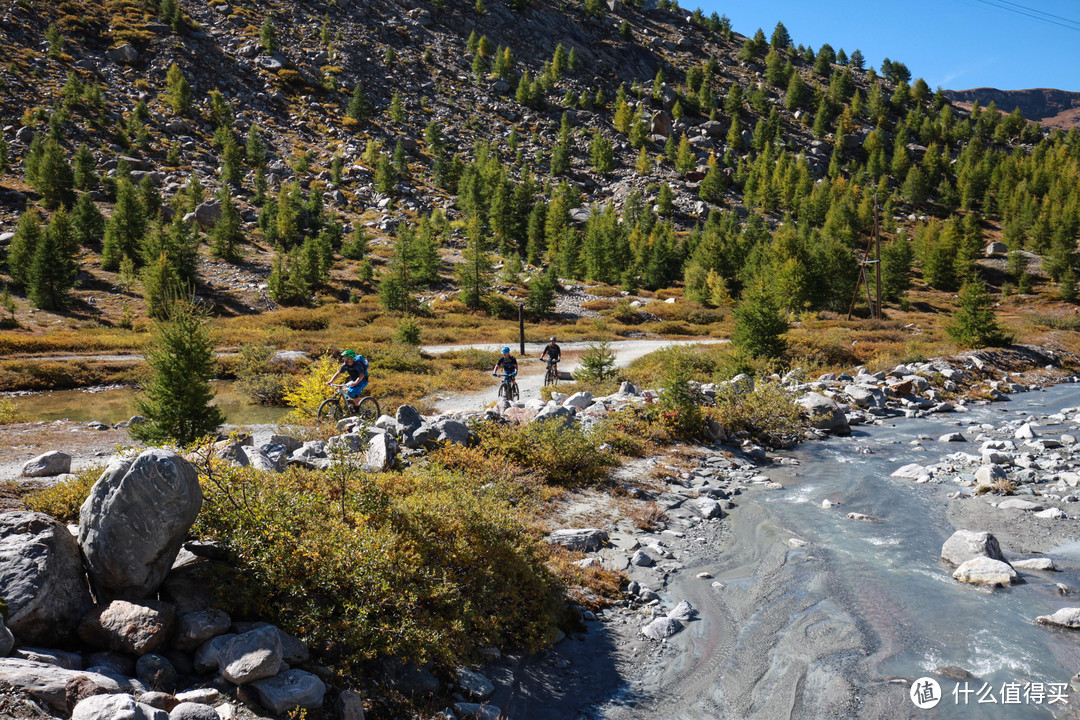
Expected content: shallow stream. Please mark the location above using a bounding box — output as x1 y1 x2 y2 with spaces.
758 382 1080 718
8 381 288 425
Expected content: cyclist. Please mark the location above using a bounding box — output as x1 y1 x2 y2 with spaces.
327 350 369 412
492 346 518 385
540 336 561 379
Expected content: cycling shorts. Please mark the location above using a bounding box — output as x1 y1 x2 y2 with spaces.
346 379 368 398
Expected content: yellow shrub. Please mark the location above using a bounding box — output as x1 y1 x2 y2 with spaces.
0 398 25 424
24 466 103 524
282 356 339 421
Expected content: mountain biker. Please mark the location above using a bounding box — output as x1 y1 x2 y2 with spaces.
540 336 561 374
327 350 369 411
492 346 518 384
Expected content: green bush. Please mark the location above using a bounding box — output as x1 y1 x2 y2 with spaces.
658 352 703 439
709 380 806 447
195 462 564 670
235 343 289 405
476 420 616 486
24 465 102 523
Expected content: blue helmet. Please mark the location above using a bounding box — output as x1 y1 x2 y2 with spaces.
502 346 510 354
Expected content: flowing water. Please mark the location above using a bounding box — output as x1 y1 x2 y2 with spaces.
759 382 1080 718
8 381 288 425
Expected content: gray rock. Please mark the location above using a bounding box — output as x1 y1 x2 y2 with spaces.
219 626 282 685
1015 423 1037 440
241 446 283 472
0 618 12 657
533 403 575 426
1036 507 1067 519
0 659 123 712
1036 607 1080 628
78 600 176 655
452 702 501 720
173 688 223 705
168 702 219 720
618 381 639 396
796 393 850 435
174 609 231 651
256 56 283 71
428 417 470 445
544 528 608 552
249 669 326 714
383 662 439 696
230 622 308 665
20 451 72 477
0 511 93 644
106 44 140 63
953 557 1019 587
183 200 221 230
998 498 1045 511
667 600 697 621
79 450 203 600
630 549 654 567
641 617 683 640
268 434 302 453
85 651 134 675
11 647 81 669
985 241 1007 257
395 405 424 434
563 391 594 409
1013 557 1056 571
691 497 723 519
328 433 364 454
455 667 494 700
365 431 396 471
73 693 167 720
941 530 1007 566
135 654 177 692
138 691 179 711
193 633 235 674
939 432 967 442
336 689 366 720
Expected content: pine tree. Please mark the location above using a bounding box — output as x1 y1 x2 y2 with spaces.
131 301 224 445
389 91 404 123
28 207 80 311
457 220 493 309
211 188 244 262
345 85 373 123
732 280 788 358
527 266 556 315
34 138 75 210
770 21 791 50
6 210 43 288
675 134 695 175
142 251 182 320
164 63 192 115
260 15 278 52
102 179 147 271
657 183 674 216
880 234 914 302
590 129 614 175
72 192 105 247
636 146 652 175
73 144 97 191
947 278 1010 348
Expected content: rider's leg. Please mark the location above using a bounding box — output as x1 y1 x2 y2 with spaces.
346 380 367 412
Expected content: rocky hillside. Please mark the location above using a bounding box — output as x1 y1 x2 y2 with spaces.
0 0 1078 342
946 87 1080 130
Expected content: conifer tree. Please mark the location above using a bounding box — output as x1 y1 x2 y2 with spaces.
164 63 192 115
732 279 788 358
947 278 1010 348
73 144 97 191
6 210 43 288
211 188 244 262
28 207 80 311
527 266 556 315
590 129 614 175
102 179 147 271
131 300 224 445
72 192 105 247
675 134 695 175
259 15 277 52
345 85 372 123
457 219 493 309
34 138 75 210
770 21 791 50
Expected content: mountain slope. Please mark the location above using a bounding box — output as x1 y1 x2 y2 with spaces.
945 87 1080 130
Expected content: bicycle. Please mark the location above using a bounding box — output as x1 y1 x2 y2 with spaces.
495 373 520 401
544 360 559 386
317 384 380 424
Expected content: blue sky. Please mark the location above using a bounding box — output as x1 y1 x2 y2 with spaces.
695 0 1080 92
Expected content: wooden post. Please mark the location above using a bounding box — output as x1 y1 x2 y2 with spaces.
518 304 525 356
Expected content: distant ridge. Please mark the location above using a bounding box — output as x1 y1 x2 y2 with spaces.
945 88 1080 130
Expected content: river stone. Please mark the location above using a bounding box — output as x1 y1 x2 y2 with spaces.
998 498 1045 512
544 528 608 552
939 432 967 442
86 652 134 676
241 446 283 473
21 451 72 477
1036 607 1080 628
667 600 697 621
455 667 494 700
219 626 282 685
952 557 1019 587
0 659 123 712
563 391 594 409
796 393 850 435
974 464 1007 487
78 600 176 655
137 691 179 711
845 512 878 522
452 702 501 720
1015 423 1037 440
1035 507 1067 519
174 609 231 651
641 617 683 640
168 702 219 720
249 669 326 714
0 511 93 644
1013 558 1056 571
691 497 723 519
941 530 1007 566
630 549 654 567
365 431 396 471
79 450 203 600
72 693 167 720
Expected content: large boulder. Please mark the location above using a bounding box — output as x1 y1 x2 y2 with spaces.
0 659 123 712
168 702 219 720
78 600 176 655
21 451 72 477
941 530 1007 566
544 528 608 552
1036 607 1080 629
174 609 231 652
395 405 424 435
365 432 396 471
796 393 850 435
0 511 93 644
72 693 167 720
79 450 203 599
249 669 326 714
218 626 282 685
952 557 1019 587
0 617 13 657
428 417 470 446
641 617 682 640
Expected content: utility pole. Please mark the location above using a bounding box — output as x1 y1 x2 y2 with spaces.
874 189 882 320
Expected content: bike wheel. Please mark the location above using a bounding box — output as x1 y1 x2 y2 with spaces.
317 397 345 424
545 367 558 386
497 382 507 400
357 396 380 422
511 381 519 401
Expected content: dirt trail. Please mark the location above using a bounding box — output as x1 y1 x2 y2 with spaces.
423 338 727 414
